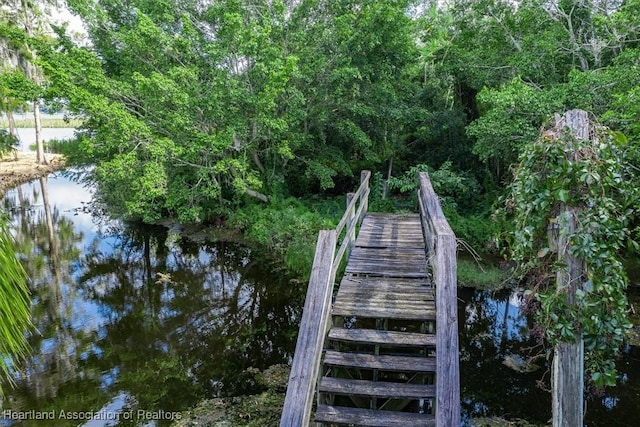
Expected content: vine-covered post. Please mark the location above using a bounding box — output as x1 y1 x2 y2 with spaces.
550 109 588 426
505 108 638 427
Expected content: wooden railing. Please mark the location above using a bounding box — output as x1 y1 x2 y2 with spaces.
417 171 460 427
280 170 370 427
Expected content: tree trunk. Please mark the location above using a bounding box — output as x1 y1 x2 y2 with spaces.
7 110 17 138
552 207 584 427
40 176 58 280
382 156 393 200
34 100 46 164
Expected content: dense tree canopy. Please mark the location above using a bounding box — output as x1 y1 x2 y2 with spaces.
2 0 640 417
1 0 637 220
27 0 424 222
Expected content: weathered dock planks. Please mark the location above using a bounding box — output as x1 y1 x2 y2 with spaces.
327 328 436 347
315 405 435 427
280 170 459 427
323 350 437 373
279 231 336 427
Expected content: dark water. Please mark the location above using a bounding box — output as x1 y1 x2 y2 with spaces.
1 173 639 426
459 287 640 427
1 172 304 426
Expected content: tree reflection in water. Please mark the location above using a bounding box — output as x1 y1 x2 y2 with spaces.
1 173 304 426
458 287 640 427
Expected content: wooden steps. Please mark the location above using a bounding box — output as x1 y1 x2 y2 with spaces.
315 405 435 427
345 214 428 278
333 275 434 321
328 328 436 347
315 213 436 426
282 172 460 427
319 377 436 400
323 350 436 373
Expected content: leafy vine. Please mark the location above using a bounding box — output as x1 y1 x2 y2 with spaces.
502 116 639 388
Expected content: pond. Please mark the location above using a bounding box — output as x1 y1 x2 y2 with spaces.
1 172 304 426
12 128 76 152
1 173 639 426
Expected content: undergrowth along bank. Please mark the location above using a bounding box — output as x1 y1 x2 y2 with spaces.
227 197 341 277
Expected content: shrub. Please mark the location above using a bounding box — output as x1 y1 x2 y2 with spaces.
228 198 337 277
0 130 19 159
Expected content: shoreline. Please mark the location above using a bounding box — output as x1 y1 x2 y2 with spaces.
0 152 66 193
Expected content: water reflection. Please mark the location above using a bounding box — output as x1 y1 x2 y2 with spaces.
459 287 640 427
1 173 304 426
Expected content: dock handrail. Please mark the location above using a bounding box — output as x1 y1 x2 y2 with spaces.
417 171 460 427
280 170 370 427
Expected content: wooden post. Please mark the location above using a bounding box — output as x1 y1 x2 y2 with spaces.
550 110 588 427
346 192 356 259
280 230 337 427
435 231 459 427
359 170 369 223
418 172 460 427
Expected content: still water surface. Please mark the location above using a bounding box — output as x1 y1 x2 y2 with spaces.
459 288 640 427
1 173 638 426
1 172 304 426
13 128 76 152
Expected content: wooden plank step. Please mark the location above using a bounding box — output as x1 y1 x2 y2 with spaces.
319 377 436 400
335 292 433 303
315 405 435 427
340 277 431 288
345 260 428 271
362 213 422 223
351 246 426 253
357 227 424 235
332 307 435 320
344 264 428 278
349 251 427 264
347 254 427 264
336 289 433 300
354 236 424 244
323 350 436 373
355 232 423 238
337 279 433 297
328 328 435 347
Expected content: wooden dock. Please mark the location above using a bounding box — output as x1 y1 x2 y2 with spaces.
281 171 460 426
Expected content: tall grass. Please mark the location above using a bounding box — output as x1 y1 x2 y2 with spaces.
457 258 512 290
0 118 83 128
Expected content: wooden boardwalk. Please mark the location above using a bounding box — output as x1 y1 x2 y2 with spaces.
281 171 460 426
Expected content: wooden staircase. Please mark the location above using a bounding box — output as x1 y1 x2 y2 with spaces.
280 171 459 427
314 214 437 426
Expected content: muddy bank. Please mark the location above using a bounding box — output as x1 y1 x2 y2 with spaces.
0 152 65 193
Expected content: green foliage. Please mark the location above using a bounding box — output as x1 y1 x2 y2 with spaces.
387 161 479 210
445 209 500 254
285 0 423 192
467 66 640 183
467 78 562 175
0 212 31 396
367 171 396 213
457 258 511 290
0 129 19 158
227 198 337 276
503 119 640 388
0 67 39 110
27 137 74 154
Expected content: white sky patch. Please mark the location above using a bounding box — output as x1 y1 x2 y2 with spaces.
48 3 87 40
